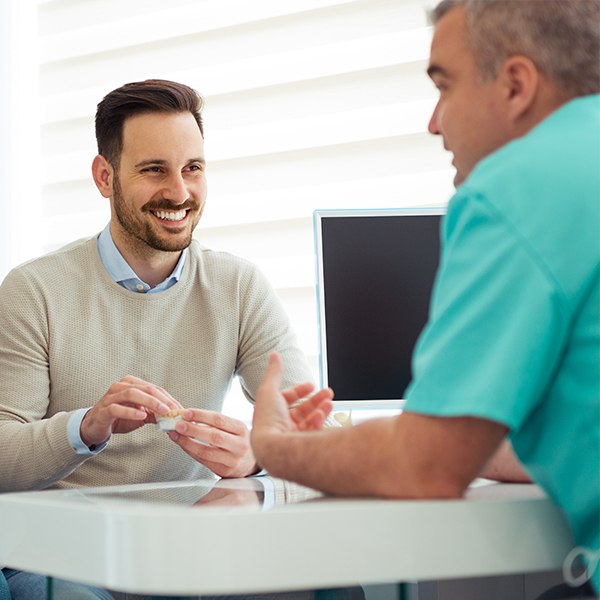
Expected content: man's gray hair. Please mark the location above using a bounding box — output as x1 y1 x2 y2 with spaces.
430 0 600 96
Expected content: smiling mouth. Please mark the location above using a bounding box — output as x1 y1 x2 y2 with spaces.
151 209 188 222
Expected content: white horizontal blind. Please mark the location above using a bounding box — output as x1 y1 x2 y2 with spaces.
34 0 453 421
0 0 41 280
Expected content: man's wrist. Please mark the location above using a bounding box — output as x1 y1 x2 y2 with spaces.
68 408 110 455
248 462 267 477
80 411 109 449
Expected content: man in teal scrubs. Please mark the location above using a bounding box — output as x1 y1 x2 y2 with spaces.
251 1 600 597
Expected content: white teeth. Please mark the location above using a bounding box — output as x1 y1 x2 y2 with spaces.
154 210 187 221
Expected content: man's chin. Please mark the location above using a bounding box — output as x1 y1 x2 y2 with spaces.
146 232 194 253
453 170 465 188
155 241 193 253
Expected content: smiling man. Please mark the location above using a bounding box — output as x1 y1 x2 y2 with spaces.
252 1 599 597
93 110 206 284
0 80 327 598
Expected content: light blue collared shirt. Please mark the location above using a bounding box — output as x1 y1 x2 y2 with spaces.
96 224 188 294
68 224 188 455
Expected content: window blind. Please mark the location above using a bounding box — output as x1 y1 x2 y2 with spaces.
25 0 454 421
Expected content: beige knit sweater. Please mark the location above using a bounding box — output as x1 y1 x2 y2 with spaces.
0 236 313 492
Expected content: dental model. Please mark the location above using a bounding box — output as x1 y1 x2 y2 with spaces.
155 408 185 431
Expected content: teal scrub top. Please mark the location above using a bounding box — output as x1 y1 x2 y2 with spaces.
405 94 600 592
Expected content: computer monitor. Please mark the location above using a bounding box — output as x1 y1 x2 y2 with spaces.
314 207 445 410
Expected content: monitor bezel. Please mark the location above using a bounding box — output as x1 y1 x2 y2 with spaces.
313 206 446 410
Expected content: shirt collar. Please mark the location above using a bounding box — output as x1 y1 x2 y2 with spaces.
96 224 187 294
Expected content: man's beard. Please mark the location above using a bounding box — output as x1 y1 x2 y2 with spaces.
112 175 201 253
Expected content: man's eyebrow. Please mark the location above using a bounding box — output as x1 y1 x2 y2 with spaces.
426 64 447 79
135 159 167 168
134 158 206 168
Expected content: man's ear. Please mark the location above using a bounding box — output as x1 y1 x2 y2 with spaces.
498 55 539 122
91 154 114 198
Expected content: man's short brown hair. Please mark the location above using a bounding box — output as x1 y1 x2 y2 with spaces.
95 79 204 169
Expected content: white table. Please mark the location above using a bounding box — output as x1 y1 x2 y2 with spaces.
0 478 574 596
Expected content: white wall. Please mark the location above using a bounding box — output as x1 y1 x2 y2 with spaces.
0 0 42 281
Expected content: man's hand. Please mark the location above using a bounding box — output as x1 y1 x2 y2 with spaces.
166 354 333 478
167 409 258 478
80 376 182 448
251 352 334 465
288 381 335 432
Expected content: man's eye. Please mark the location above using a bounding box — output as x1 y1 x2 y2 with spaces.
188 164 204 172
142 166 162 173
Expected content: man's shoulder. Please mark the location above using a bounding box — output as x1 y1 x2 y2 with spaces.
188 240 261 274
445 96 600 288
186 241 272 300
475 95 599 179
6 236 97 285
464 95 600 213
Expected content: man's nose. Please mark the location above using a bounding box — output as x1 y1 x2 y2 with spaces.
428 101 442 135
163 172 189 204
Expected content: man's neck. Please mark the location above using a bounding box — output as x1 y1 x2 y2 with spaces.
110 225 182 289
515 81 575 139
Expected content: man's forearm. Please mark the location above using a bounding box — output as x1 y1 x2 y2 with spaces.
256 419 412 498
255 413 507 499
0 416 88 492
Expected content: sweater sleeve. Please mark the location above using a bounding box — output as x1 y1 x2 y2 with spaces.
0 268 90 492
234 264 314 403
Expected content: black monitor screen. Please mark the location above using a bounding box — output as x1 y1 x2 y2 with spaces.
316 209 443 405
